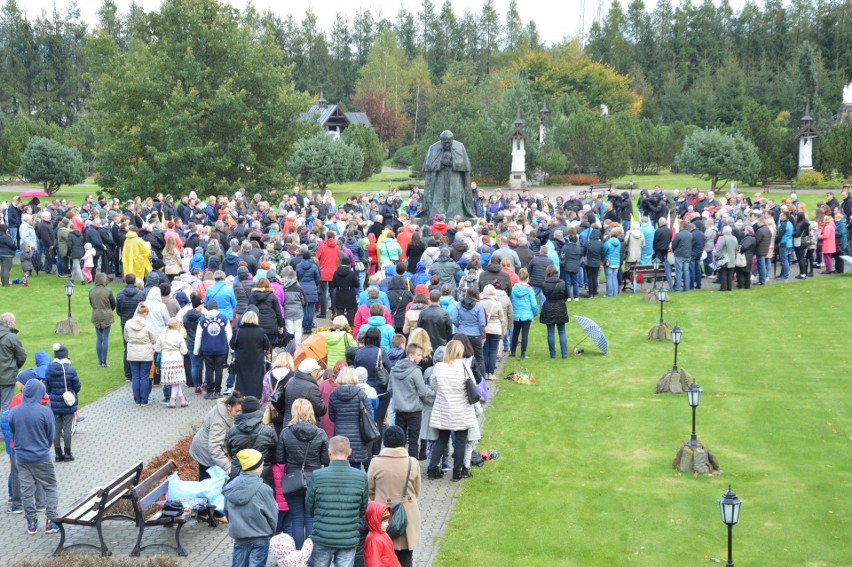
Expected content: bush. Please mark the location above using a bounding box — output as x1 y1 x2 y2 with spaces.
796 170 826 187
391 145 418 168
546 174 601 186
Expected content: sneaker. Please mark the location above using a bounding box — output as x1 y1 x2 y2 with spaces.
441 459 451 471
36 506 45 513
27 521 37 535
222 387 233 395
159 400 170 406
45 522 59 534
6 506 22 514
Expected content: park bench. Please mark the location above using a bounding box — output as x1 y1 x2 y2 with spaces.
762 179 795 192
129 460 188 557
589 182 613 193
52 462 143 557
842 179 852 189
627 264 666 290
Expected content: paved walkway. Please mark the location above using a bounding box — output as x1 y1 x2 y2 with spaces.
0 365 501 565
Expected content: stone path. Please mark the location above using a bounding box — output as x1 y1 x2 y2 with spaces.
0 365 501 565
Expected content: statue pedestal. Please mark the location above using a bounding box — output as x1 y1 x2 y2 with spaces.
509 171 527 189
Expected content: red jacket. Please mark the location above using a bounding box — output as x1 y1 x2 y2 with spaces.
396 226 414 259
316 238 340 281
431 222 448 237
353 303 392 338
364 502 401 567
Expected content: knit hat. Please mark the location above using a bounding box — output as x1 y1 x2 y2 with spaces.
195 247 203 254
355 367 368 384
236 266 249 276
382 425 406 449
236 449 263 472
241 396 260 414
152 258 165 270
52 343 69 360
298 359 321 373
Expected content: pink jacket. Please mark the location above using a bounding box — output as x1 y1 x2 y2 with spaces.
820 222 836 254
271 464 289 511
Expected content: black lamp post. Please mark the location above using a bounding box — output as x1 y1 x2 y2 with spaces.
64 279 74 319
718 485 742 567
686 381 702 448
671 324 682 372
657 287 669 325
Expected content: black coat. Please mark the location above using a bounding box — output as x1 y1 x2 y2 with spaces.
559 240 583 274
477 263 512 294
275 421 330 475
738 234 756 271
44 361 81 414
540 276 569 325
328 385 371 462
67 231 85 260
229 323 270 399
330 266 360 310
279 371 327 424
386 276 413 330
248 289 283 336
653 226 672 254
584 233 604 267
226 410 278 486
115 284 146 326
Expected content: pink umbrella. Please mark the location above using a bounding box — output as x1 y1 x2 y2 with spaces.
18 189 49 198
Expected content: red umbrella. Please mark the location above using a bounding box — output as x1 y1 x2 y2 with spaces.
18 189 49 198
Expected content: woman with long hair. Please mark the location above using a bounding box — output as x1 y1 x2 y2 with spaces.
328 367 372 470
163 236 182 279
509 268 538 360
275 399 329 550
124 303 156 406
154 317 189 407
426 340 477 481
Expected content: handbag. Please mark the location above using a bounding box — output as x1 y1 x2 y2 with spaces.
374 350 390 388
666 251 675 265
359 398 381 443
281 443 309 495
734 246 747 268
463 365 481 405
793 236 802 247
385 457 412 538
60 364 76 407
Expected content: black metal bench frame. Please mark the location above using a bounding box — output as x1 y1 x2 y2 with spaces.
128 460 188 557
52 462 143 557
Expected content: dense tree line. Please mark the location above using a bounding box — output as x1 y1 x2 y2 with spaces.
0 0 849 194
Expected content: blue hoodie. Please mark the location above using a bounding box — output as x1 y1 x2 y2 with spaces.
363 315 395 350
8 380 55 464
640 222 655 264
189 252 206 271
358 285 390 309
15 350 51 383
510 283 539 322
451 297 486 337
411 262 430 287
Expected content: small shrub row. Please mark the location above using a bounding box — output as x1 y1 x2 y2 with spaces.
12 556 180 567
546 173 601 186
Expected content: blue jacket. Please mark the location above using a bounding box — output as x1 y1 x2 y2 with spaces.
205 281 237 321
189 253 206 271
8 381 55 463
296 258 321 303
510 283 539 322
640 222 655 264
411 262 430 288
358 286 390 309
360 316 395 350
44 360 81 415
778 220 794 247
603 237 621 266
451 297 486 337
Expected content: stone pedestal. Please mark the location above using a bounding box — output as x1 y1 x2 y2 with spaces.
509 137 526 189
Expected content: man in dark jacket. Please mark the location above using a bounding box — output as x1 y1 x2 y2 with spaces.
652 218 673 288
690 221 705 290
35 213 55 275
0 312 27 413
386 263 413 333
418 290 453 348
278 359 327 425
8 380 59 535
85 218 106 277
478 256 512 294
116 274 146 382
526 246 553 301
754 217 772 285
306 436 368 566
671 221 692 292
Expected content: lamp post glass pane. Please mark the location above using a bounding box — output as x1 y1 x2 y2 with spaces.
671 324 682 344
687 383 702 407
657 288 668 303
718 486 742 526
653 258 661 271
65 281 74 297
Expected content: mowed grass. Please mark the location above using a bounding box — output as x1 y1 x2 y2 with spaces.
1 265 128 408
436 277 850 566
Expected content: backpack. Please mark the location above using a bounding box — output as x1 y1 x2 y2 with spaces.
456 273 478 301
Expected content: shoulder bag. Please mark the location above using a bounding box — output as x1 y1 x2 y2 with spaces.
463 365 481 405
385 457 412 538
734 246 747 268
359 397 381 443
281 438 310 494
61 364 76 407
374 350 390 388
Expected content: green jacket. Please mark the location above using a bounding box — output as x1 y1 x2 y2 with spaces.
0 326 26 387
306 459 368 549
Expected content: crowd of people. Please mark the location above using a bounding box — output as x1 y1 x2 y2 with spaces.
1 181 850 566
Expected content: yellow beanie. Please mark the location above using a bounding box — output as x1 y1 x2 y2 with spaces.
237 449 263 472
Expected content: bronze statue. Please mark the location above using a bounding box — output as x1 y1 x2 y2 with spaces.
422 130 476 220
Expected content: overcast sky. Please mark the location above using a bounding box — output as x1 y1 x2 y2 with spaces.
23 0 749 46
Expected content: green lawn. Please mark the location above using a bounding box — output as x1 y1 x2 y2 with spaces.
2 266 128 408
436 277 850 566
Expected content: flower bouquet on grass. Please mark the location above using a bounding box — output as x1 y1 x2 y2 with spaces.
505 370 536 384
